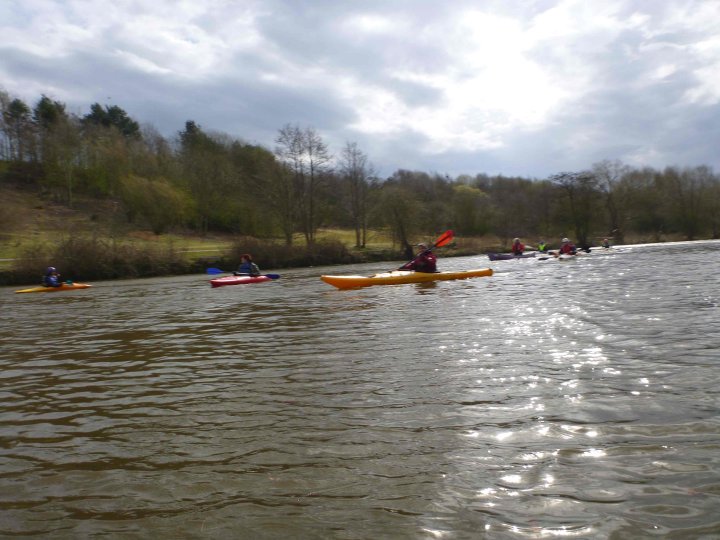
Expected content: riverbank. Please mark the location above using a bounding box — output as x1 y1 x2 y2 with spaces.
0 185 701 286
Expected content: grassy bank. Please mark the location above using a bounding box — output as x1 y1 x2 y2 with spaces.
0 185 696 286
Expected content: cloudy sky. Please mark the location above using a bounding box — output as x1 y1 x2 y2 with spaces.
2 0 719 179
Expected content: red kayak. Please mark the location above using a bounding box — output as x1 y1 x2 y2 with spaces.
210 275 275 288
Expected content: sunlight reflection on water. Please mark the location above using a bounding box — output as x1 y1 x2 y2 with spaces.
1 241 719 538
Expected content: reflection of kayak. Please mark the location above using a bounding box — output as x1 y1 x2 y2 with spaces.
15 283 92 294
488 252 536 261
321 268 493 289
210 275 274 288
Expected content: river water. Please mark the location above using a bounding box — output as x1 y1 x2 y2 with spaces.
1 240 719 539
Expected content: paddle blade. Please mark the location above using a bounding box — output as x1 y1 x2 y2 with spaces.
206 268 226 275
434 230 454 248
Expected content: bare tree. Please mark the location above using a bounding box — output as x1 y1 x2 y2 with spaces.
339 141 374 247
592 159 631 244
275 124 331 245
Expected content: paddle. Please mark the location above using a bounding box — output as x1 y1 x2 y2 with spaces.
206 268 280 279
397 230 454 270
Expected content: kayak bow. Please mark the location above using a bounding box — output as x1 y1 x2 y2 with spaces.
320 268 493 289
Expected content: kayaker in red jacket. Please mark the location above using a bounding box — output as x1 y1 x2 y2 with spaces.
511 238 524 255
557 238 577 255
401 243 437 272
511 238 536 255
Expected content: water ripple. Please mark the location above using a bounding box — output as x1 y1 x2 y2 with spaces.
1 242 720 537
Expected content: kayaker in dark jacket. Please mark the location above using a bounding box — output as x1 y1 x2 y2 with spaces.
401 243 437 273
42 267 62 287
235 254 261 276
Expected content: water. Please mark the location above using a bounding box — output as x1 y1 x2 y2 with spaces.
1 241 719 539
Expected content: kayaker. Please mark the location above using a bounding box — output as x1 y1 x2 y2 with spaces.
401 243 437 273
235 254 261 276
42 267 62 287
601 238 610 248
511 238 536 255
556 238 577 256
537 240 548 253
511 238 524 255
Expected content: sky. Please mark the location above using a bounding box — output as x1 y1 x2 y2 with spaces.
2 0 719 179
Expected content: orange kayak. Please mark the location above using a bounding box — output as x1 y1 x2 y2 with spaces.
321 268 493 289
15 283 92 294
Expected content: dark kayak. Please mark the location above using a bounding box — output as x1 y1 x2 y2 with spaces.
487 252 536 261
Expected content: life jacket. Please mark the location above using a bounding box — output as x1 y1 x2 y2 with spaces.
538 242 547 252
511 242 525 255
43 274 61 287
409 251 437 272
237 261 261 276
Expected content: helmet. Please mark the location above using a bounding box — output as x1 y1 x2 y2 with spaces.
417 243 428 249
46 266 56 274
513 238 520 243
562 238 569 243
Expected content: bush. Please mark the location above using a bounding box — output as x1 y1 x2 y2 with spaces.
224 236 360 270
6 235 191 284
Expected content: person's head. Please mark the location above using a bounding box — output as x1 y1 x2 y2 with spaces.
240 253 252 262
562 238 570 244
513 238 520 243
46 266 57 275
417 243 427 250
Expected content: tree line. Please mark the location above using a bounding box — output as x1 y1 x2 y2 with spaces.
2 89 719 256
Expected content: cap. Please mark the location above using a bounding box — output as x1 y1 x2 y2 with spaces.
562 238 570 243
417 243 428 249
513 238 520 242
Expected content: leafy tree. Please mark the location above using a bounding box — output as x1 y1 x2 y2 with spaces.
374 183 420 258
119 175 194 234
451 183 489 236
484 176 537 246
621 167 666 240
0 95 34 161
83 103 140 139
40 113 82 204
178 121 232 234
550 171 602 247
665 166 708 240
81 123 133 196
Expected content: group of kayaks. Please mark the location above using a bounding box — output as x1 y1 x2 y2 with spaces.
13 231 610 293
487 247 603 262
13 268 495 293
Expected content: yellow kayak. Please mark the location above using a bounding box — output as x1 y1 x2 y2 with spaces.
15 283 92 294
321 268 493 289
